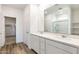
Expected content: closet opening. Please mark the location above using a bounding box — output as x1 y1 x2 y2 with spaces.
5 16 16 45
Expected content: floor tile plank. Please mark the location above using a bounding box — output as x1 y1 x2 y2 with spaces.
0 43 35 54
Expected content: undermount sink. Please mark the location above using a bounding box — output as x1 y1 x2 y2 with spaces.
56 35 73 40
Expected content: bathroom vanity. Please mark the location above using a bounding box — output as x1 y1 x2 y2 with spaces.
30 32 79 54
29 4 79 54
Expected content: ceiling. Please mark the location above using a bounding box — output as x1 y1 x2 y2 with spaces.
2 4 27 9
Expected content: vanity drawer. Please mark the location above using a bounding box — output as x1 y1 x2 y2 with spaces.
46 44 69 54
46 39 77 54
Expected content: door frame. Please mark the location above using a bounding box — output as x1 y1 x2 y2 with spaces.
4 16 16 45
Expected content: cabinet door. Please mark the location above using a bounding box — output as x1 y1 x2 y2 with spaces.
31 35 40 53
39 38 45 54
33 36 40 53
46 44 69 54
46 40 77 54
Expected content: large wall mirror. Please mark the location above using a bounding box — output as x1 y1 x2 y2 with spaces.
44 4 79 35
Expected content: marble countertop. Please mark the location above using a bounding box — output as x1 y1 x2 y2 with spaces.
31 32 79 48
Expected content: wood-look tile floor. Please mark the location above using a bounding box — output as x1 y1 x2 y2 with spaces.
0 43 35 54
5 36 16 45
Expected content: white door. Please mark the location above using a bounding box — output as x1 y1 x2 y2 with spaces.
23 5 30 47
23 18 30 47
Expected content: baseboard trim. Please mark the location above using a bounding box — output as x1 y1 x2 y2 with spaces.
31 49 38 54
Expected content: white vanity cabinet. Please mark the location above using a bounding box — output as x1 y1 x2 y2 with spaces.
30 34 46 54
30 33 79 54
46 39 78 54
39 37 45 54
30 34 40 53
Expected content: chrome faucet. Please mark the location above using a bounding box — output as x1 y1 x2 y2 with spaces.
62 35 67 38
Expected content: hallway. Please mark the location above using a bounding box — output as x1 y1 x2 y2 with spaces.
5 17 16 45
5 36 16 45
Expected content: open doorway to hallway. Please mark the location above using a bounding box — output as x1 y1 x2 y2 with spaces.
5 16 16 45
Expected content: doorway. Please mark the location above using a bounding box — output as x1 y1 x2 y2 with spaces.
5 16 16 45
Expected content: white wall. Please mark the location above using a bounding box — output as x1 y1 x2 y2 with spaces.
0 5 5 47
71 8 79 34
38 5 44 32
30 5 39 33
72 8 79 23
2 5 24 43
30 5 44 33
